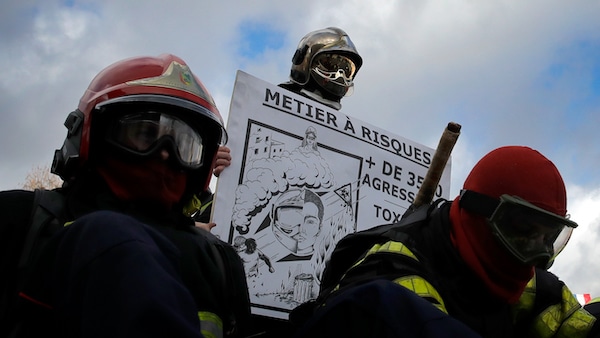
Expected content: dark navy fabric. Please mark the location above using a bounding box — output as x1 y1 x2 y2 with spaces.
293 279 481 338
585 301 600 338
20 210 205 338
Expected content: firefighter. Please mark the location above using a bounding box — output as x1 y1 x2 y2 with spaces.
194 26 362 222
293 146 599 337
279 26 363 111
1 54 250 337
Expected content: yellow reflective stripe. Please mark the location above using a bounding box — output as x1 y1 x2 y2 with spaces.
530 285 595 338
392 275 447 314
332 240 420 293
555 308 596 338
199 199 213 214
63 221 74 227
513 277 536 322
368 240 419 260
350 240 419 271
198 311 223 338
183 194 202 217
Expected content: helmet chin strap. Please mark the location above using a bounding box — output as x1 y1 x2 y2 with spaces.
300 88 342 110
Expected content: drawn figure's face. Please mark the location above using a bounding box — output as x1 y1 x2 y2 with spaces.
273 201 322 256
305 133 316 147
298 202 321 253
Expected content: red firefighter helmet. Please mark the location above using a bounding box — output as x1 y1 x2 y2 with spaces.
51 54 227 194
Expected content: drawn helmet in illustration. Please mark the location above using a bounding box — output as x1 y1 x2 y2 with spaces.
233 235 248 253
301 126 318 151
271 188 324 256
51 54 228 196
289 27 363 100
305 126 317 139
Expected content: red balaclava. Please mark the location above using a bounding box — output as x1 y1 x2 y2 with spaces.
98 156 187 211
449 146 567 303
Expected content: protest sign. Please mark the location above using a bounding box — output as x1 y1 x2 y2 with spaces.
212 70 451 319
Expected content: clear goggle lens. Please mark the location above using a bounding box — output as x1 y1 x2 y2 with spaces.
107 111 204 169
312 53 357 84
489 195 577 266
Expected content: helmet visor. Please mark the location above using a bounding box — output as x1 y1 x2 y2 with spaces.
488 194 577 266
106 111 204 169
312 53 357 85
274 206 303 234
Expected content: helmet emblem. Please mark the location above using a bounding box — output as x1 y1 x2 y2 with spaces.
127 61 214 105
179 71 192 85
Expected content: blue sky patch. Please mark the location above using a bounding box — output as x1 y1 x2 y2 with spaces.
236 22 285 59
531 38 600 134
592 64 600 95
539 39 600 91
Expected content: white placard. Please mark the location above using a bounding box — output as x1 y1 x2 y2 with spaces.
211 70 451 319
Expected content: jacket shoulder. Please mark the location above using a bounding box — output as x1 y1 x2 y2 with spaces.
0 189 36 249
0 190 36 335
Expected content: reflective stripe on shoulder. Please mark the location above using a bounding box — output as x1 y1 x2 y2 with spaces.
392 275 447 314
351 240 419 270
198 311 223 338
367 240 419 260
530 285 596 338
332 240 421 294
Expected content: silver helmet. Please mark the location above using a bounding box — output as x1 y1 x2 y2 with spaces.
290 27 362 100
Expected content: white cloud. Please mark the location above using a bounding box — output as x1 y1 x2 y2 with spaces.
550 184 600 296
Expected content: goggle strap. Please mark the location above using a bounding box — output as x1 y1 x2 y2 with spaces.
458 190 499 218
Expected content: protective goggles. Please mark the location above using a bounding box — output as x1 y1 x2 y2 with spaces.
459 190 577 267
273 206 304 232
106 111 205 169
312 53 357 85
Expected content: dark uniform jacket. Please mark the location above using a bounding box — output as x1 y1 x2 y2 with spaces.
0 173 250 338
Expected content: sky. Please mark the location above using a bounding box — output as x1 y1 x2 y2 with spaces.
1 0 600 298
